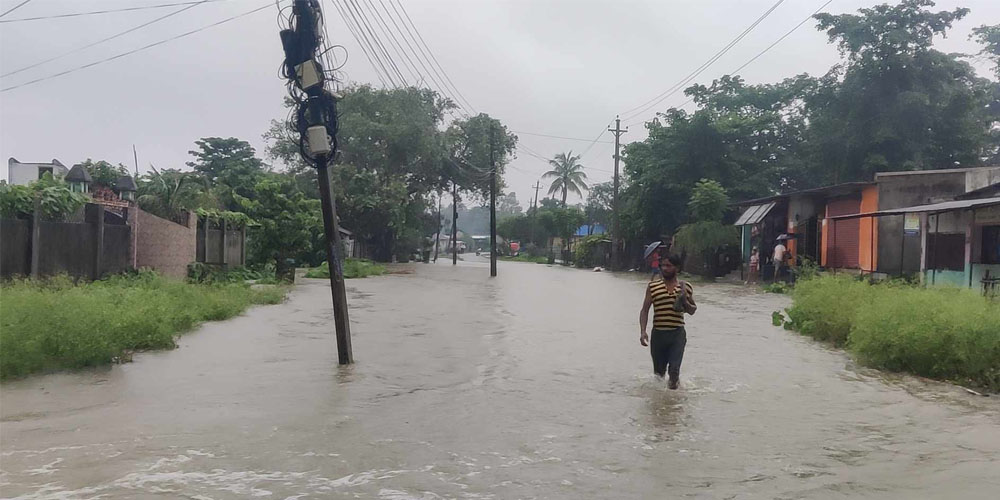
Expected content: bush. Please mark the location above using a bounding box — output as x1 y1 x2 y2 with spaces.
850 286 1000 391
186 262 279 284
305 259 386 279
500 254 549 264
0 271 287 379
784 275 874 345
782 275 1000 391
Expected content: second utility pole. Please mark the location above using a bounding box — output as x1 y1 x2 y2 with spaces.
609 116 627 271
489 123 498 277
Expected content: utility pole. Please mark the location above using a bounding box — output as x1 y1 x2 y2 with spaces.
279 0 352 364
489 123 498 277
433 190 442 262
529 180 541 245
609 116 628 271
452 181 458 265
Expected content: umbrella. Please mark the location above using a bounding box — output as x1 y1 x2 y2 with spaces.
643 241 662 261
776 234 796 241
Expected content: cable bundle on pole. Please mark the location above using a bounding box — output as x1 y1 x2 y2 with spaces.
278 0 353 364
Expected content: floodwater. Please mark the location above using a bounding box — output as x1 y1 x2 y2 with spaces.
2 258 999 499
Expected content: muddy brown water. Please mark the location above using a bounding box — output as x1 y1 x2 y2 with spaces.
2 258 999 499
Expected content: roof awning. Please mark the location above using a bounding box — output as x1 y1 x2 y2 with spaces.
828 197 1000 220
733 202 776 226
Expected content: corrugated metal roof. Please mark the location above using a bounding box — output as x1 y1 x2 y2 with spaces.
733 202 776 226
828 197 1000 220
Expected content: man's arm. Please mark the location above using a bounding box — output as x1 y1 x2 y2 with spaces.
683 282 697 315
639 285 652 346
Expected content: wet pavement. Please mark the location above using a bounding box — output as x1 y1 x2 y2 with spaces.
2 258 999 499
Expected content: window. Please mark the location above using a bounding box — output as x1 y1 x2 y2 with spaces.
929 233 965 271
984 226 1000 265
37 167 53 179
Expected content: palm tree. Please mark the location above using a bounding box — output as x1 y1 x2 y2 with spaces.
137 165 210 222
543 151 588 207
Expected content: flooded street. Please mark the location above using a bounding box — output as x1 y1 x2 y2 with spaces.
2 259 999 499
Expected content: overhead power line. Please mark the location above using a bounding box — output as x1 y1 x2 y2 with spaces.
3 0 210 78
346 0 406 85
329 0 389 88
1 0 282 92
359 0 419 85
619 0 786 123
627 0 833 127
0 0 34 19
513 130 614 144
0 0 234 23
390 0 476 113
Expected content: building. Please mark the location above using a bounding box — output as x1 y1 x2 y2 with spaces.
7 157 69 185
734 166 1000 286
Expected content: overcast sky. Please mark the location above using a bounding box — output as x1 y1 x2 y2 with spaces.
1 0 998 208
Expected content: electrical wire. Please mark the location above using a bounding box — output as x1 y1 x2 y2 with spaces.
390 0 476 113
512 130 614 144
359 0 420 85
0 0 34 19
619 0 786 123
1 0 283 92
627 0 834 127
3 0 211 78
0 0 236 23
336 0 397 87
345 0 406 85
329 0 388 88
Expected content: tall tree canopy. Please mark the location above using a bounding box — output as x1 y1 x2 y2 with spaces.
544 151 588 207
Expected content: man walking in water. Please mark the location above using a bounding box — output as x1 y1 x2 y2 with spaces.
639 253 696 389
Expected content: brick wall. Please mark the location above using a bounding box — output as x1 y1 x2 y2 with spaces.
136 209 197 278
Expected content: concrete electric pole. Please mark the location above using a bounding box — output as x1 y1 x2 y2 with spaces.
608 116 627 271
489 123 498 277
278 0 352 364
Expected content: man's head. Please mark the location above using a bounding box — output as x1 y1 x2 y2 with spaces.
659 254 682 279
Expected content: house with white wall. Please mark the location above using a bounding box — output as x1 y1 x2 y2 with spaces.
7 158 69 185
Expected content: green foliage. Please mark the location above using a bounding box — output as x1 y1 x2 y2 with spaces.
971 24 1000 79
688 178 728 222
849 286 1000 391
584 181 613 229
0 174 89 221
186 263 278 284
782 275 1000 391
0 271 286 379
793 256 821 281
544 151 588 207
194 208 254 227
137 166 214 221
237 176 323 270
574 234 608 268
784 275 874 345
78 159 129 188
673 221 739 257
187 137 267 211
305 259 386 279
499 254 548 264
763 282 792 294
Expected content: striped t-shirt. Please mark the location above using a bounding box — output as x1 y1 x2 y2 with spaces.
648 279 694 330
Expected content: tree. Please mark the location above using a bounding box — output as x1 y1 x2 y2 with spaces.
544 151 588 207
136 166 214 222
79 159 129 188
236 175 322 273
497 192 522 218
187 137 268 211
584 181 613 229
806 0 996 181
672 179 739 277
971 24 1000 79
445 113 518 203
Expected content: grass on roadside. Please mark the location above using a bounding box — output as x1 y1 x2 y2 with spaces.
781 274 1000 391
304 258 386 279
499 255 549 264
0 271 288 380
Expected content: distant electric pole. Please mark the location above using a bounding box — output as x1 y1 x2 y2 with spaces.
279 0 352 364
609 116 627 271
489 124 498 277
433 190 442 262
530 180 541 244
452 181 458 265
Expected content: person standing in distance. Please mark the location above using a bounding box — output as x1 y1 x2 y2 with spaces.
639 253 696 389
773 239 787 282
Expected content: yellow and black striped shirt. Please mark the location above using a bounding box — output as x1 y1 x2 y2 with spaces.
648 279 693 330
